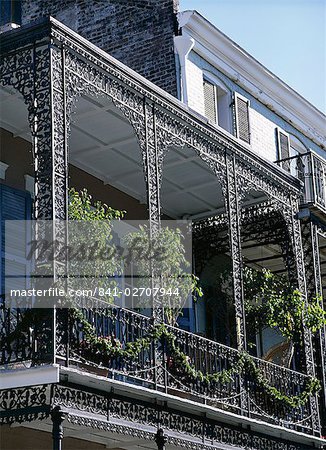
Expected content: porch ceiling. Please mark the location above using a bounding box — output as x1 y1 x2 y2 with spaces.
13 422 159 450
0 87 228 219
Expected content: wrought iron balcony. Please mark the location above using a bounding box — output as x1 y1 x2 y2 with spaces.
0 299 321 436
0 18 324 445
277 150 326 215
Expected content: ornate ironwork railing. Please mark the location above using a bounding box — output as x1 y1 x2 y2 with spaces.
0 300 320 435
277 150 326 212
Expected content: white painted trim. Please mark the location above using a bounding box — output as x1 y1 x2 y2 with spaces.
289 135 308 155
202 70 228 93
174 35 195 105
234 91 251 107
202 71 233 132
0 161 9 179
0 23 20 34
24 174 35 197
276 127 290 161
61 366 326 449
0 364 59 389
178 10 326 150
202 76 218 123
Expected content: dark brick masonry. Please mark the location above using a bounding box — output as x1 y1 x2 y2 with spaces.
21 0 180 97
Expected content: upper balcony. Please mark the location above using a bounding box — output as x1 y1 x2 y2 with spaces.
277 150 326 220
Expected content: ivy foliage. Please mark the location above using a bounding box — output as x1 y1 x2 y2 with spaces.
243 267 326 344
67 190 322 409
68 188 125 221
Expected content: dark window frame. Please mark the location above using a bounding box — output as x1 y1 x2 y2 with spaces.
0 0 22 26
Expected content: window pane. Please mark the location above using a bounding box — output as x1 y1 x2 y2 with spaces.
0 0 21 26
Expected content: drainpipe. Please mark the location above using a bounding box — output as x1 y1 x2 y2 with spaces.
174 35 195 105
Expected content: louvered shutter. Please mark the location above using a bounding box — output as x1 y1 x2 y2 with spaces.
0 185 32 297
203 79 217 123
235 94 250 144
276 129 290 171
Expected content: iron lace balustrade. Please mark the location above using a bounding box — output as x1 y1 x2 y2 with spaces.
0 300 320 435
61 303 318 435
0 300 55 367
57 299 156 387
276 150 326 213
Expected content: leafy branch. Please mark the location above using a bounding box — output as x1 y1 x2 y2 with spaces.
123 224 203 325
243 267 326 344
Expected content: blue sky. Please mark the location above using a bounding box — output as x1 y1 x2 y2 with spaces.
179 0 326 114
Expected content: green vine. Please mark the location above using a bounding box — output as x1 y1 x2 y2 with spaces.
73 309 320 409
3 306 320 409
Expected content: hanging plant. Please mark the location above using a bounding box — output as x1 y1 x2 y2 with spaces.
220 267 326 346
67 188 126 304
123 224 203 325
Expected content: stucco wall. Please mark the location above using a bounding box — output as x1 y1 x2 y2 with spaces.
18 0 179 97
187 59 205 116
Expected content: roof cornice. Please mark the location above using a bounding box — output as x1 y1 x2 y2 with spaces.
179 10 326 149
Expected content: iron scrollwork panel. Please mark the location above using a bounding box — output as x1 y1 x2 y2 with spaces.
0 384 51 424
0 42 70 363
225 154 246 351
53 384 311 450
301 220 326 433
281 201 320 433
225 153 249 415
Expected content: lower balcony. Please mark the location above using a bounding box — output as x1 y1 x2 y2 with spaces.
1 299 322 439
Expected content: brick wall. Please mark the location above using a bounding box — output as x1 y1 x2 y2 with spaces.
249 108 279 162
20 0 179 96
187 60 205 116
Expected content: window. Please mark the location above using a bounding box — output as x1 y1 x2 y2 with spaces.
0 185 31 297
0 0 21 26
289 135 308 178
276 128 290 171
234 93 250 144
203 74 231 132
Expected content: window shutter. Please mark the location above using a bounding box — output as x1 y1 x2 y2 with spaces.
203 79 217 123
276 129 290 171
235 94 250 144
0 185 32 296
